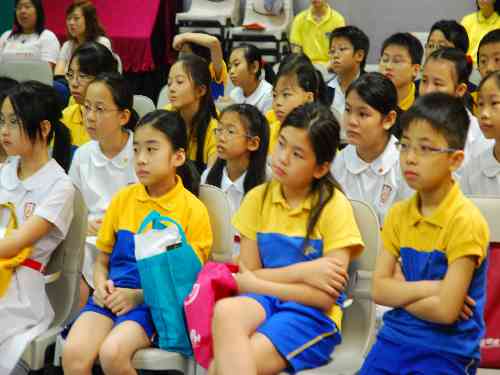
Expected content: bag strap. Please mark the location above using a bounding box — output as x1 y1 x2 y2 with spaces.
0 202 18 234
137 211 188 244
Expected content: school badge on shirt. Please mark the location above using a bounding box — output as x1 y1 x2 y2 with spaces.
379 184 393 205
24 202 36 219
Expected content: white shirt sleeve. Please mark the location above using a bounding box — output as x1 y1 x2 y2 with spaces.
34 178 75 238
39 30 60 64
57 40 73 66
68 148 82 191
97 36 112 51
200 167 210 184
0 30 11 52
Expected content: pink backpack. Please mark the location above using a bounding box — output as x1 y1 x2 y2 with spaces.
184 262 239 369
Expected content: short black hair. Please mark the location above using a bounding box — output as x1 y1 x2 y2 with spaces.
477 29 500 62
329 26 370 71
428 20 469 54
400 92 469 150
381 32 424 65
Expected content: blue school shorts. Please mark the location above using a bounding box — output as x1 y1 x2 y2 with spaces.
245 293 341 374
80 296 155 339
359 336 478 375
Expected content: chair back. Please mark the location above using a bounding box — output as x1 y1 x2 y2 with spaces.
133 95 155 118
0 60 53 85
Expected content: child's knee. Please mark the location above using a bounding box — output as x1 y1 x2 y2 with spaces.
62 340 93 373
213 298 241 327
99 336 132 369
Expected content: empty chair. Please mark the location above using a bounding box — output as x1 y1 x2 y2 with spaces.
0 60 53 86
228 0 293 63
157 84 169 109
21 190 88 371
133 95 156 118
113 53 123 74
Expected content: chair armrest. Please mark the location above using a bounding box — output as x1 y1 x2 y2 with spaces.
44 271 61 284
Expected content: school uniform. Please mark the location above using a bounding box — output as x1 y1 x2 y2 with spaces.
61 103 90 148
163 104 217 169
359 183 489 374
290 5 346 64
327 72 360 116
79 177 212 337
69 131 137 288
0 157 75 372
230 79 273 114
460 144 500 196
399 82 417 111
0 29 60 64
209 61 228 101
232 180 364 372
332 136 413 225
461 11 500 66
58 37 112 72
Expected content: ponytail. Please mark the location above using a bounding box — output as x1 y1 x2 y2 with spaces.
178 160 201 196
125 108 139 132
52 120 72 172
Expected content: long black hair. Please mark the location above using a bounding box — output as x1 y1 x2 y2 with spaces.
135 110 200 195
206 103 269 193
68 41 118 76
271 102 342 249
230 44 276 84
174 54 218 172
11 0 45 36
2 81 71 171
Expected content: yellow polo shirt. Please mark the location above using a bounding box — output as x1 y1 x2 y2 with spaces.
290 6 346 64
461 11 500 65
61 103 91 147
399 82 417 111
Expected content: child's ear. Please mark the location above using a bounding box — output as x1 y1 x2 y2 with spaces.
449 149 465 172
247 135 260 152
411 64 421 81
382 110 397 131
195 84 208 99
305 91 314 103
39 120 51 140
354 50 365 65
455 82 468 98
313 161 331 180
173 148 187 168
250 61 260 76
119 109 131 127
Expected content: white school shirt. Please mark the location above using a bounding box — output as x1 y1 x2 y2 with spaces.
0 157 74 372
69 131 137 287
332 136 413 225
0 29 60 64
230 79 273 114
460 144 500 196
58 36 112 71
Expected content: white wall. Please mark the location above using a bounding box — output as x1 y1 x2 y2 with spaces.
182 0 477 62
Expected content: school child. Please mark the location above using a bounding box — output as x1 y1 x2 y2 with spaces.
420 47 492 172
0 81 74 372
268 53 330 153
461 0 500 66
332 72 413 225
209 102 364 375
62 109 213 375
0 77 18 164
289 0 345 64
69 72 139 306
379 33 423 111
327 25 370 116
228 44 275 114
173 32 227 101
163 53 219 172
359 92 489 375
460 70 500 196
201 103 270 255
61 41 118 149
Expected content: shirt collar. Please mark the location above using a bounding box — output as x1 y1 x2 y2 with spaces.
69 104 83 124
477 10 499 24
408 181 462 228
270 179 313 214
135 175 185 212
399 82 416 111
0 157 63 192
221 167 246 194
481 147 500 177
89 131 133 169
344 136 399 176
306 5 332 25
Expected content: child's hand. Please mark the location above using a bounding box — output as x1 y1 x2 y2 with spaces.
172 34 186 51
94 279 114 308
303 257 349 298
234 262 258 294
105 288 140 316
460 295 476 320
87 218 103 236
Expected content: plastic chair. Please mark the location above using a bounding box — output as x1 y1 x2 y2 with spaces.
0 60 53 85
293 199 381 375
469 196 500 243
470 69 482 86
157 84 169 109
133 95 155 118
364 64 379 73
113 53 123 74
228 0 293 63
21 189 88 371
131 184 234 372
